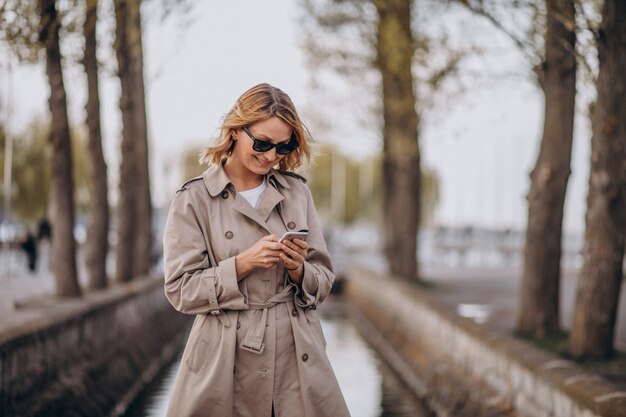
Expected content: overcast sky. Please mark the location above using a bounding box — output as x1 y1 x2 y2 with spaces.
1 0 592 234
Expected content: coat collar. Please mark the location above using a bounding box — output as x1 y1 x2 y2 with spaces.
202 160 291 197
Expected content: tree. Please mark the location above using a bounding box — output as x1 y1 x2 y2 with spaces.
570 0 626 359
180 146 205 184
301 0 460 281
83 0 109 289
516 0 577 337
39 0 81 297
113 0 152 282
1 121 51 223
457 0 578 338
306 143 438 226
375 0 421 280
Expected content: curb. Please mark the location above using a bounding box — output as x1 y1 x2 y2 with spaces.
345 266 626 417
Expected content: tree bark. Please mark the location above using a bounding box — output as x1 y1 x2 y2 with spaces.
39 0 81 297
128 0 153 277
113 0 136 282
516 0 576 337
374 0 420 280
570 0 626 359
83 0 109 289
113 0 152 282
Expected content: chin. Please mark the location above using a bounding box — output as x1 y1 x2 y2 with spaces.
248 163 272 176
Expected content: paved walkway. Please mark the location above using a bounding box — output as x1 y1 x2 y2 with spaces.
419 264 626 351
0 246 109 336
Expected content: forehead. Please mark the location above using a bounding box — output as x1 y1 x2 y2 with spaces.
248 117 292 142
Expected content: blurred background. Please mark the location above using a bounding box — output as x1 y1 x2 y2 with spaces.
1 0 625 416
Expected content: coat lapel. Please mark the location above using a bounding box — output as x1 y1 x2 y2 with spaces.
257 183 284 223
230 179 284 234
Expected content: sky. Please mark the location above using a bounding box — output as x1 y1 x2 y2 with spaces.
1 0 592 235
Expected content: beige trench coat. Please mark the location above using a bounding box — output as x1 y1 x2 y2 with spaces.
163 163 351 417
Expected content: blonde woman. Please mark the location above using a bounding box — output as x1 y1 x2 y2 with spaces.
163 83 350 417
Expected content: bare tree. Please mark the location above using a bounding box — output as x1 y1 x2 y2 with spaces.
301 0 465 281
457 0 578 338
516 0 577 337
570 0 626 359
39 0 81 297
375 0 421 279
128 0 152 277
113 0 152 282
83 0 109 289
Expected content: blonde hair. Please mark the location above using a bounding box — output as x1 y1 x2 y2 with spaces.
200 83 312 171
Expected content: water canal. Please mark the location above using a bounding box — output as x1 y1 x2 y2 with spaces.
124 297 430 417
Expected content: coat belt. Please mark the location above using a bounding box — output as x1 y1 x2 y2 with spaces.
239 286 295 355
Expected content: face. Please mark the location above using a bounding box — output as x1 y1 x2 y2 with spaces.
230 116 293 177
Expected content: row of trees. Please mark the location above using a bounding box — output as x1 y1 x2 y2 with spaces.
1 0 159 293
302 0 625 359
0 120 92 222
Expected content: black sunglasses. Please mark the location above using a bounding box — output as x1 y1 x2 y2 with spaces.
242 126 298 155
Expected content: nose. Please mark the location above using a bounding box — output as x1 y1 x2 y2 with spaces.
265 147 279 161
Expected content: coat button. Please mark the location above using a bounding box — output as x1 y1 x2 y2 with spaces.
225 231 234 239
291 309 297 317
221 190 229 199
302 353 309 362
287 221 296 229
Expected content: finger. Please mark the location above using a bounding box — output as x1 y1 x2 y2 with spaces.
264 248 284 258
267 242 283 250
284 239 306 254
262 234 278 242
291 238 309 250
281 244 300 258
280 252 300 267
262 256 280 266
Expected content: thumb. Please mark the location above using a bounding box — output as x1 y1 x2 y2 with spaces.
262 234 277 242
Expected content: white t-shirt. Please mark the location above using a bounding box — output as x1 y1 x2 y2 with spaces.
239 178 267 208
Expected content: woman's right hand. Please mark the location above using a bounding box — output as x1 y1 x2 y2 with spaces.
235 235 283 280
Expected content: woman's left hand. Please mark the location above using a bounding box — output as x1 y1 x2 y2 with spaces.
280 238 308 284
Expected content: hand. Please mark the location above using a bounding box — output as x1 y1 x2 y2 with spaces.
235 235 283 280
280 238 308 284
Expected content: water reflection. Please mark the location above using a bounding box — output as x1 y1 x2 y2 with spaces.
125 297 428 417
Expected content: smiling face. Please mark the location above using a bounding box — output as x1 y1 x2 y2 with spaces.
228 116 293 178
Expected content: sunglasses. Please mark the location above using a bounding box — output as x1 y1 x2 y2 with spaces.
242 126 298 155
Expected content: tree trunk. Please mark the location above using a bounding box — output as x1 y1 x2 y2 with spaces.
516 0 576 337
83 0 109 289
128 0 152 277
39 0 81 297
374 0 420 280
113 0 152 282
114 0 136 282
570 0 626 359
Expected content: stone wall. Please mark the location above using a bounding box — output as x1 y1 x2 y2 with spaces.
346 267 626 417
0 276 190 417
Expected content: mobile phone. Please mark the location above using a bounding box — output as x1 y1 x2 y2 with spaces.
278 230 309 243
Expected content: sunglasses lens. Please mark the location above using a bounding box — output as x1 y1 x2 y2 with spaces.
253 140 274 152
276 144 295 155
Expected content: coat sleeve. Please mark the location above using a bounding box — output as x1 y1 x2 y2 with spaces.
290 186 335 308
163 188 247 315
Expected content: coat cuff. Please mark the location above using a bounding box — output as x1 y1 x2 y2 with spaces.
291 262 320 308
215 256 247 310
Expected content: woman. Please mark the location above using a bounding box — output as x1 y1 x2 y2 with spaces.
163 83 351 417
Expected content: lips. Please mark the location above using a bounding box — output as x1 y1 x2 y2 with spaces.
254 156 273 167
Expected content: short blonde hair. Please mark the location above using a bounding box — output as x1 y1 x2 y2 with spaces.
200 83 311 171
